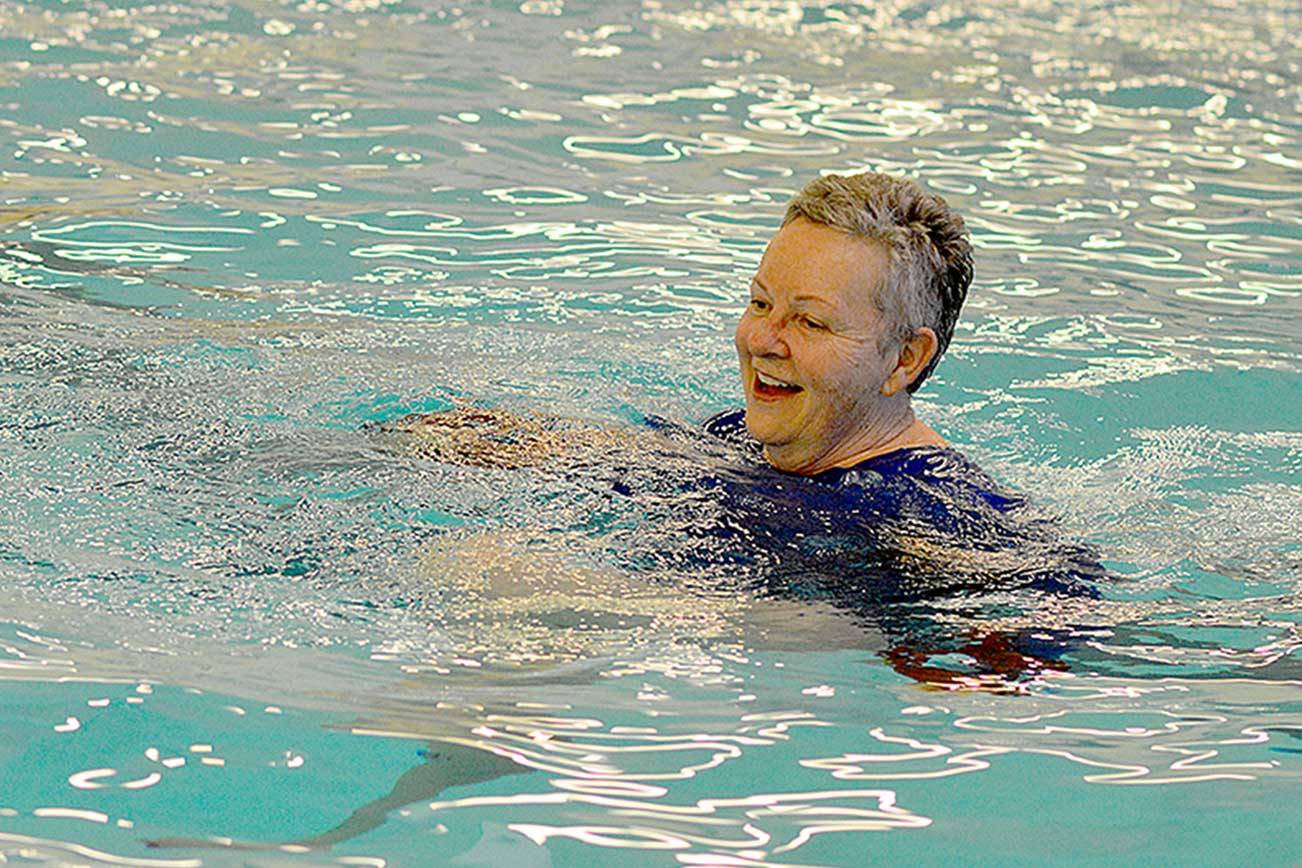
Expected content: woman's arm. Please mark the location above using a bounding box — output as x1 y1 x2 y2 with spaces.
371 405 644 469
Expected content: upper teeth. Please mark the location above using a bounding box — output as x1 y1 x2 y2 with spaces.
756 372 792 388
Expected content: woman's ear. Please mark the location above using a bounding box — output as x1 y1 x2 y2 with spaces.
881 327 939 397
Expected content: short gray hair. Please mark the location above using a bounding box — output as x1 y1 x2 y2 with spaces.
783 172 973 393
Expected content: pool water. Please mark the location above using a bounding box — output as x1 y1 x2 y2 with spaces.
1 0 1299 865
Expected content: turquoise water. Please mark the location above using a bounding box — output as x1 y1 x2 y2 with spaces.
1 0 1299 864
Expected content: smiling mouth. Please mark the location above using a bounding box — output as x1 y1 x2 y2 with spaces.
753 370 803 399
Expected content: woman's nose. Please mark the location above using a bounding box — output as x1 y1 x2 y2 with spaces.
745 313 789 357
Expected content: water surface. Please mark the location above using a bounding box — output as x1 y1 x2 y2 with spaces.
1 0 1299 864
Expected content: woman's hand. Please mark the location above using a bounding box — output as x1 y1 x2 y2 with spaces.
374 405 573 469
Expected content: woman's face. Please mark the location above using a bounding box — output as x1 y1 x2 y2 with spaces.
734 218 899 473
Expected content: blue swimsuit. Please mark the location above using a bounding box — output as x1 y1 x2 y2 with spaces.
626 409 1103 606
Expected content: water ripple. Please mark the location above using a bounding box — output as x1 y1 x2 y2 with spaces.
1 0 1299 862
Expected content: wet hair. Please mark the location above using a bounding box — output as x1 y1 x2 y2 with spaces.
783 172 973 393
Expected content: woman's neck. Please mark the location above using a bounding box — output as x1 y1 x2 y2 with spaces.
763 407 946 476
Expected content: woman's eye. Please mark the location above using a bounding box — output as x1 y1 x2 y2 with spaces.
749 298 770 312
801 316 827 331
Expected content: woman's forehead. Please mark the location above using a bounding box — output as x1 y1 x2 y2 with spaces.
754 220 888 312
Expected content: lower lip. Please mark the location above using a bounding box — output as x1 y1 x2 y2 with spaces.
752 374 802 401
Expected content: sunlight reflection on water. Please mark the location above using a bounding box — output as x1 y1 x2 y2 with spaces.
1 0 1300 863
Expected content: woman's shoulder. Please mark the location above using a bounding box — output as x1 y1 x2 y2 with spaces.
848 446 1028 512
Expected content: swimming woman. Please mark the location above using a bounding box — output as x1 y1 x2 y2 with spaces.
385 172 1101 600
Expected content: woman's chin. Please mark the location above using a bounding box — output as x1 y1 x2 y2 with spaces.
742 412 796 453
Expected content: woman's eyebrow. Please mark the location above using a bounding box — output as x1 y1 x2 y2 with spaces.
752 277 825 301
749 279 836 315
792 294 836 313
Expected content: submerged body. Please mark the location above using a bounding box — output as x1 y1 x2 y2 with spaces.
376 402 1105 605
633 408 1104 604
